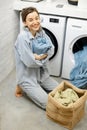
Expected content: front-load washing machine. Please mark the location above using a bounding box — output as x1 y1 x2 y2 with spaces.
20 13 66 76
61 18 87 79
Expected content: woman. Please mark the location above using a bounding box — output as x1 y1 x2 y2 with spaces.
14 7 58 109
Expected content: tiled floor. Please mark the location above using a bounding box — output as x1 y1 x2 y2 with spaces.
0 69 87 130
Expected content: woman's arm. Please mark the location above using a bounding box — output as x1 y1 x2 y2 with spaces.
15 33 44 68
34 53 48 60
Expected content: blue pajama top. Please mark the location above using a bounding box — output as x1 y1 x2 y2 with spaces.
14 27 54 85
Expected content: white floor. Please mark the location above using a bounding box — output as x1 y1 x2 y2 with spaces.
0 69 87 130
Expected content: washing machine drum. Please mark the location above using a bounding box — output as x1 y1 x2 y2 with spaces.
68 0 78 5
73 37 87 53
43 27 58 60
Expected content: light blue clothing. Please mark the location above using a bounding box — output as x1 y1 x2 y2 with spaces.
14 27 58 109
70 43 87 89
32 36 52 55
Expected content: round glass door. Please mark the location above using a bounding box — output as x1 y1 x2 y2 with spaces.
43 27 58 60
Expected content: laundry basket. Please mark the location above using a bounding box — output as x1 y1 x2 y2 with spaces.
46 81 87 130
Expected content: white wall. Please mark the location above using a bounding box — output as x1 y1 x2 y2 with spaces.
0 0 20 83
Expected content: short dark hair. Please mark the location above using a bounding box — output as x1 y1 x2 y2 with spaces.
21 7 39 22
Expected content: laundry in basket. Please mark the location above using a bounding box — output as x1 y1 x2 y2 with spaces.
46 81 87 130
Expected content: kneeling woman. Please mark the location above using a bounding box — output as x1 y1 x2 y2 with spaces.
14 7 58 109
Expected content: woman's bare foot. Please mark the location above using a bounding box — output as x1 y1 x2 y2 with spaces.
15 85 23 97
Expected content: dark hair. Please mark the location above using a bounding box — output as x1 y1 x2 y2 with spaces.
21 7 39 22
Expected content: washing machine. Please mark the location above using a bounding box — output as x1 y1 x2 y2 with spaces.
61 18 87 79
20 13 66 76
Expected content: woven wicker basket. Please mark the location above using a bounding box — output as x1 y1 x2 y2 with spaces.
46 81 87 130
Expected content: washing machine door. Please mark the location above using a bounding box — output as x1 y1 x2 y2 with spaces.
43 27 58 60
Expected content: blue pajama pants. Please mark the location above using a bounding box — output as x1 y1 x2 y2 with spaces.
20 77 58 109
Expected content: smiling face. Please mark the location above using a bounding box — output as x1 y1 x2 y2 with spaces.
24 11 41 36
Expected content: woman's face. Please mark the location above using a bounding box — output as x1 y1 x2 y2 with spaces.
24 11 41 36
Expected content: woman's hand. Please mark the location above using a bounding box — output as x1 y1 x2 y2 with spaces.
34 54 48 60
34 54 41 60
40 54 48 60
